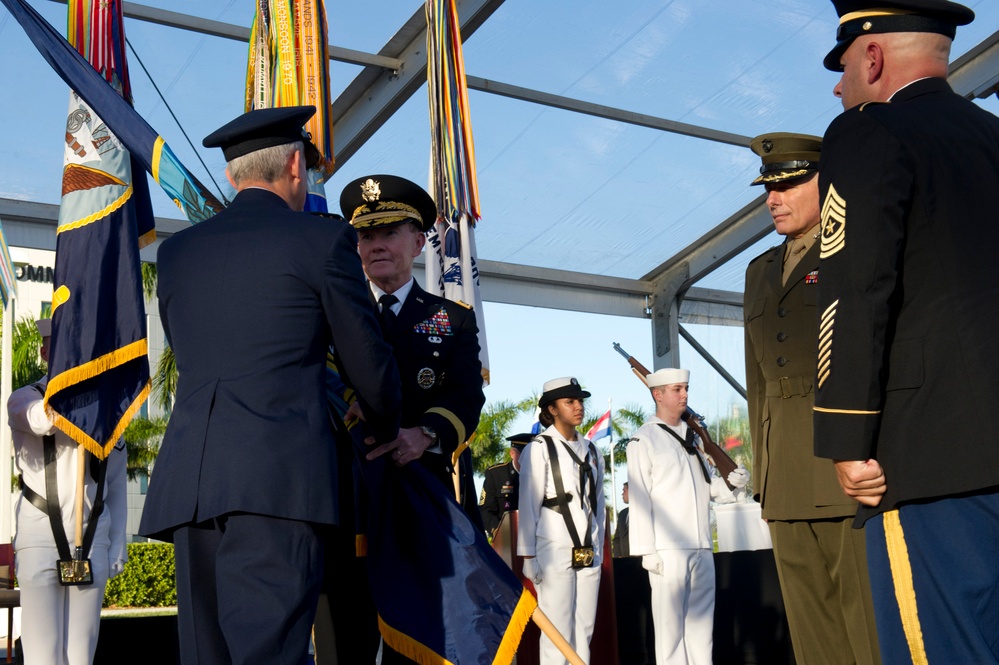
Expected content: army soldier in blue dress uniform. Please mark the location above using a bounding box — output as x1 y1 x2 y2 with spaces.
479 433 530 534
814 2 999 663
139 106 402 665
744 133 879 665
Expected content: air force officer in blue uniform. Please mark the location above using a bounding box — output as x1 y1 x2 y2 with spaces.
139 106 401 665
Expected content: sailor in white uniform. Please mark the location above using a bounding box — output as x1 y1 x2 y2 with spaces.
627 368 749 665
9 319 128 665
518 377 606 665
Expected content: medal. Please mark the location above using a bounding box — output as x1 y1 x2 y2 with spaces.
417 368 436 389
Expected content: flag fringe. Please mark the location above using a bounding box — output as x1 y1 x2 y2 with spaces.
492 588 538 665
378 614 455 665
46 378 149 459
377 586 537 665
355 533 367 557
137 225 155 249
43 337 148 457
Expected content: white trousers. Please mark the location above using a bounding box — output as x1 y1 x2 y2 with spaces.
535 537 601 665
15 544 110 665
649 548 714 665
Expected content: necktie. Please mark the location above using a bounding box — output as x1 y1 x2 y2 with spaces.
782 238 807 285
378 293 398 335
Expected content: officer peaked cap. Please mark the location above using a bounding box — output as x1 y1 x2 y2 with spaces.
340 175 438 233
824 0 974 71
203 106 322 168
749 133 822 186
506 432 535 451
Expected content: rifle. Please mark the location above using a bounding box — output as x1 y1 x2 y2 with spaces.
612 342 739 490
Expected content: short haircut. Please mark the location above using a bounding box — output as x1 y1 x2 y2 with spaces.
227 141 301 186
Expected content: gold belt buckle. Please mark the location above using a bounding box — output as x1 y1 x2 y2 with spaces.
571 546 595 569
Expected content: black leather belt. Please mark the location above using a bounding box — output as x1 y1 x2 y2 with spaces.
541 494 573 514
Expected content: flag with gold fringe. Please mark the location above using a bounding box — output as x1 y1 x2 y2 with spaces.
42 0 151 459
324 351 536 664
1 0 224 225
245 0 334 212
424 0 490 387
352 418 536 665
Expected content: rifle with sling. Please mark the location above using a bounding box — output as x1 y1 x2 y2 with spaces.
612 342 739 490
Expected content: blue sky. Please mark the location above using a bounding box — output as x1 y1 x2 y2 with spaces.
3 0 998 507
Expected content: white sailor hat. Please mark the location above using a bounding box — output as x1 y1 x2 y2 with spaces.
35 318 51 338
538 377 591 408
646 368 690 387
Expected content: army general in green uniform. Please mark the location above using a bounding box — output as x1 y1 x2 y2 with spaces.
743 133 879 665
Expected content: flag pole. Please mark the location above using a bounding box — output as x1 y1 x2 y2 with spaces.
532 607 586 665
607 398 617 522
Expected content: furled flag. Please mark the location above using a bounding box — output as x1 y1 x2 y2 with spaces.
245 0 334 212
2 0 224 224
424 0 490 386
0 219 17 308
358 431 536 665
586 409 613 441
324 348 536 663
36 0 153 458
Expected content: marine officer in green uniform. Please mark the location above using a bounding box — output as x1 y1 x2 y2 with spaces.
743 133 880 665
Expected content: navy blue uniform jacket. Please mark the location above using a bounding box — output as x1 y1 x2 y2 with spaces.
139 188 401 541
379 281 484 489
813 78 999 524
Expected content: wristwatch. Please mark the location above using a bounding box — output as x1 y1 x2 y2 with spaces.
419 425 438 446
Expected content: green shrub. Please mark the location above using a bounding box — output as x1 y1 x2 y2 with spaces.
103 542 176 608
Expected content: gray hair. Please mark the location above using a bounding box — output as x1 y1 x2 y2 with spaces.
227 141 302 186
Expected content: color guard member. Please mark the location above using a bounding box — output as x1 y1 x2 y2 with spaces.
815 2 999 662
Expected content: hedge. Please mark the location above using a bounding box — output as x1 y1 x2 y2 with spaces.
103 542 176 608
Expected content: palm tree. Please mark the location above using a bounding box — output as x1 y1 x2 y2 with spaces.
150 345 177 413
467 396 536 474
6 315 46 390
140 262 157 303
122 415 167 480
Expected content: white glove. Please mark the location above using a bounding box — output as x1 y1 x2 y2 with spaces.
521 557 542 585
727 465 750 489
642 553 663 577
109 557 126 578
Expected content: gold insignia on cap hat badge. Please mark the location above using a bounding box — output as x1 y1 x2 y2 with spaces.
361 179 381 202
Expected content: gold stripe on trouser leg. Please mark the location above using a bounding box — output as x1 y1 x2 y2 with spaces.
883 510 928 665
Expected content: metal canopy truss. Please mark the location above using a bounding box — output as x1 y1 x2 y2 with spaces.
12 3 999 376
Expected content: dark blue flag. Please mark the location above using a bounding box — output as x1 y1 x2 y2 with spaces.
359 438 536 664
1 0 223 224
